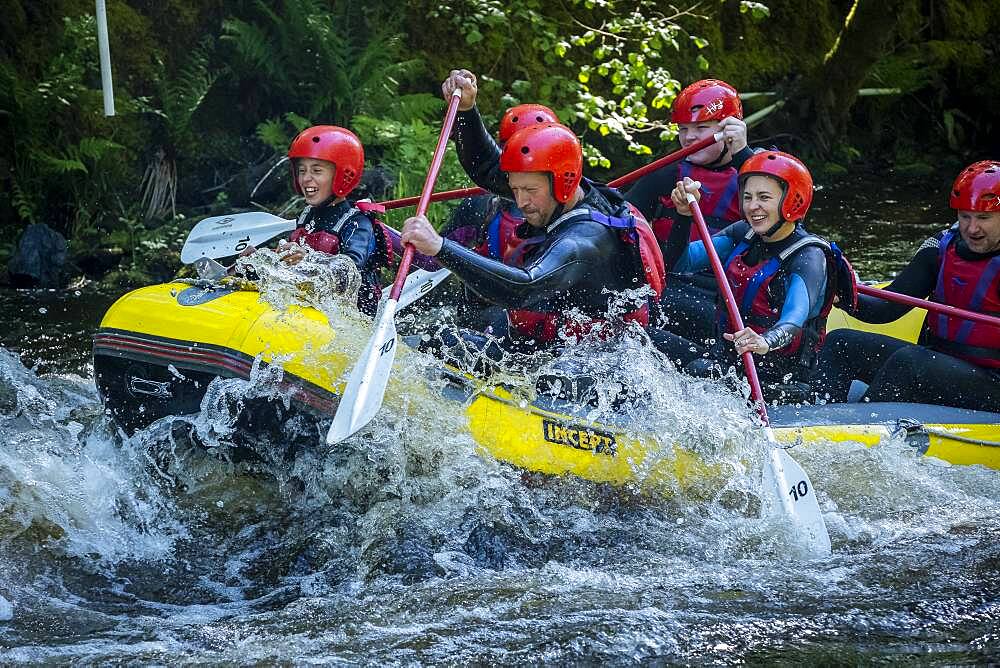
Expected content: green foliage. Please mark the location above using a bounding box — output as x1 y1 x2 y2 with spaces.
256 113 313 154
221 0 420 124
420 0 734 167
352 113 472 228
0 15 126 237
739 1 770 20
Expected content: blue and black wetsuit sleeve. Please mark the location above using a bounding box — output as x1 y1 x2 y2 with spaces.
761 246 829 351
338 213 377 271
435 223 611 309
855 239 940 323
453 108 511 198
729 146 755 171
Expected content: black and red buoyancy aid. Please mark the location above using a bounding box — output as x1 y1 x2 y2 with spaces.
651 161 741 243
288 200 394 314
926 228 1000 368
506 202 666 343
723 229 855 360
288 200 394 267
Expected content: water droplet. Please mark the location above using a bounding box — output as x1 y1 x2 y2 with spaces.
38 307 47 314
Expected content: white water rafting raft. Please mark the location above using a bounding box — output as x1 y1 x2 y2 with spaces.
93 280 1000 487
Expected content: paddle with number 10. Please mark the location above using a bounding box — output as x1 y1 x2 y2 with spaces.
326 89 464 445
686 190 832 556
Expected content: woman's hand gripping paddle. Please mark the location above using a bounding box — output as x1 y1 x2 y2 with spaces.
326 90 464 445
686 191 832 556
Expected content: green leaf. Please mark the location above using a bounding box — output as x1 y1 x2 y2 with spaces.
466 29 484 44
696 54 710 71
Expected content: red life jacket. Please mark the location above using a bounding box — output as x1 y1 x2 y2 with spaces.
474 206 524 261
650 160 741 243
288 201 394 266
288 201 394 312
507 203 666 343
724 229 852 362
925 228 1000 369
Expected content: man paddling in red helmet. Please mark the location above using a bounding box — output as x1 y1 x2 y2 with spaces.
434 103 561 335
400 69 664 366
811 160 1000 411
626 79 753 343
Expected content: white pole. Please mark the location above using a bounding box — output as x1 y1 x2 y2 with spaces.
95 0 115 116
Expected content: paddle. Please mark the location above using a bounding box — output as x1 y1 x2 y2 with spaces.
180 211 295 264
686 191 832 555
326 89 465 445
375 130 725 211
857 283 1000 329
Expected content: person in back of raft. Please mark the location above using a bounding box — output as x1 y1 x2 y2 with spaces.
625 79 753 343
399 69 664 365
650 151 854 403
240 125 392 316
810 160 1000 412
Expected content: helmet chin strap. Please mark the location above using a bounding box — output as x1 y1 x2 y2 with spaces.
762 217 789 239
544 173 565 230
702 140 731 168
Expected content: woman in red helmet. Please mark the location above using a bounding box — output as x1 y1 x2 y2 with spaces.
273 125 391 315
811 161 1000 411
626 79 754 343
400 69 663 360
651 151 852 401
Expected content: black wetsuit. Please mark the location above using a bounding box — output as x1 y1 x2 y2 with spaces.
650 218 831 401
435 107 645 340
626 147 755 341
810 230 1000 411
437 193 517 334
295 198 382 315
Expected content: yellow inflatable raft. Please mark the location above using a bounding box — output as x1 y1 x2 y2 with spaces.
93 282 1000 482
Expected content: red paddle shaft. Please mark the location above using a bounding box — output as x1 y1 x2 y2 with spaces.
377 132 723 210
388 91 464 301
688 193 771 425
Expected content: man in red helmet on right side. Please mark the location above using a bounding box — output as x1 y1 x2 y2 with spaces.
810 160 1000 411
626 79 753 343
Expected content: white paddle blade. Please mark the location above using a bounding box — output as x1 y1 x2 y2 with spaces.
761 432 832 556
181 212 295 263
326 300 400 445
394 268 452 311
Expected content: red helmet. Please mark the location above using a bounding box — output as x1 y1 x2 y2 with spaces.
671 79 743 123
287 125 364 197
739 151 814 222
499 123 582 203
498 104 559 143
950 160 1000 212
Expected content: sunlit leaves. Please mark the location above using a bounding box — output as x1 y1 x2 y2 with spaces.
739 1 770 20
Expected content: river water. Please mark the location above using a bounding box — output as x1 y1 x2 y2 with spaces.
1 174 998 664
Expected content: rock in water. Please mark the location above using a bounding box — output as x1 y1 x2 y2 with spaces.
8 223 68 288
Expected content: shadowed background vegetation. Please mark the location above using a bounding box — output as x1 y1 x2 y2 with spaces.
1 0 998 286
